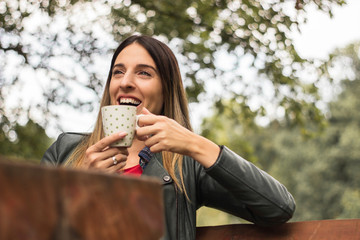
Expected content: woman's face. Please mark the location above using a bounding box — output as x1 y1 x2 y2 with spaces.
109 43 164 115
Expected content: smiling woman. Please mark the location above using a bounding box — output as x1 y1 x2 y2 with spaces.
41 35 296 240
109 43 164 115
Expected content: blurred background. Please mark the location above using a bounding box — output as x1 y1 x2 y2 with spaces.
1 0 359 225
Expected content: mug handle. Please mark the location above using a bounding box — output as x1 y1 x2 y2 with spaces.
136 114 145 130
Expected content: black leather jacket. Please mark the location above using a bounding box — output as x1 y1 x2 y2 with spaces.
41 132 295 239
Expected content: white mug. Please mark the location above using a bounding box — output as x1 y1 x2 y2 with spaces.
101 105 143 147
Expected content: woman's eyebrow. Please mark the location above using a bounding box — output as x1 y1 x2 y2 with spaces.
137 64 158 73
113 63 158 73
113 63 124 69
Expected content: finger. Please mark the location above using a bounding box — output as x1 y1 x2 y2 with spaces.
102 146 129 160
106 159 127 173
86 146 126 168
113 152 128 165
116 147 129 156
140 107 153 115
136 134 150 141
94 153 126 170
137 115 156 128
89 132 127 152
84 145 128 170
143 134 163 151
105 154 127 168
136 125 157 141
137 115 165 131
147 142 163 153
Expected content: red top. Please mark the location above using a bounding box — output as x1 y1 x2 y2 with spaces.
122 164 143 176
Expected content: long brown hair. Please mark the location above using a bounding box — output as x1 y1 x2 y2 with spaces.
66 35 192 193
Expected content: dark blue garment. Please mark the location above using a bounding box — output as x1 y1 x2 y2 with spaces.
138 146 153 169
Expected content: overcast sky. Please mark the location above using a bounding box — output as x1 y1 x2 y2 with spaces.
293 0 360 59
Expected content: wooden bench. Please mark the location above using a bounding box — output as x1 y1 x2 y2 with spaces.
1 159 359 239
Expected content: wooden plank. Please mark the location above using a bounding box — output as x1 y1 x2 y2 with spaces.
196 219 360 240
0 161 164 240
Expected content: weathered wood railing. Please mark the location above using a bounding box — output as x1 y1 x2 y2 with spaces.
1 159 359 239
196 219 360 240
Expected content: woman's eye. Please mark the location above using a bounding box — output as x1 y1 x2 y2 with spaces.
139 71 151 77
113 70 124 76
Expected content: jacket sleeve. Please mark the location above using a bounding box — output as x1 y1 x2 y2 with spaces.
196 146 296 226
41 132 86 166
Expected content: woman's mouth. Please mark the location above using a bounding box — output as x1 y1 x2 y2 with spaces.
117 97 141 107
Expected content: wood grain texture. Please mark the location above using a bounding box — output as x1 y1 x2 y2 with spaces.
0 161 164 240
196 219 360 240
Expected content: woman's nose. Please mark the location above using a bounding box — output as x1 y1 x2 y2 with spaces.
120 73 135 90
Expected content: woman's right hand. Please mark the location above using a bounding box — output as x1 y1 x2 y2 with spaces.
82 132 129 173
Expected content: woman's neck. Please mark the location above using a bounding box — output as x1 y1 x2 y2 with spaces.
124 139 146 169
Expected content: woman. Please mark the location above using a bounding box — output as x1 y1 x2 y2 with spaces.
42 35 295 239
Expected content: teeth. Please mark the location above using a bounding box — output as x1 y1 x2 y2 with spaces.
119 98 141 105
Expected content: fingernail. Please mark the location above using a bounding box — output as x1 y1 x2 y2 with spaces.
118 132 127 137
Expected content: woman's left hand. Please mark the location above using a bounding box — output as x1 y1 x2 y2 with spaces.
136 108 220 168
136 110 194 156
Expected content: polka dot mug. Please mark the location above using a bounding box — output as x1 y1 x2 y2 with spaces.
101 105 142 147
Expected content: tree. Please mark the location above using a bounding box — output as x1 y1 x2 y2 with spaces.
269 43 360 221
199 41 360 222
266 78 360 221
0 119 53 162
0 0 345 139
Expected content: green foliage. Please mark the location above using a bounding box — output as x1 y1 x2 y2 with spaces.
198 41 360 223
201 98 259 164
0 0 345 139
262 78 360 221
339 189 360 218
197 206 244 227
0 118 52 163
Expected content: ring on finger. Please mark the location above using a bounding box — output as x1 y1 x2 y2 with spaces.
112 156 118 165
